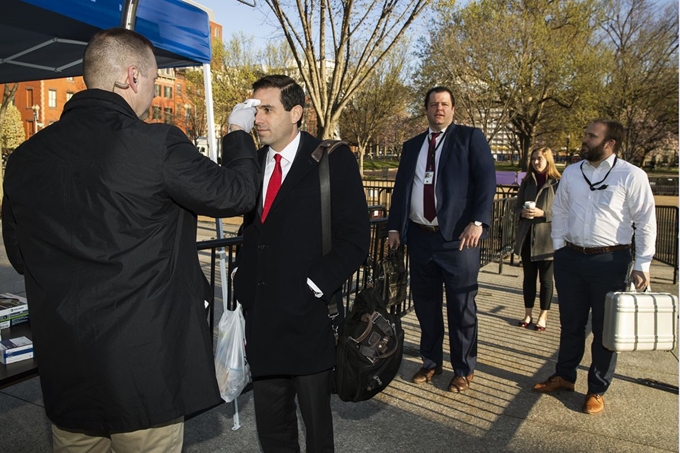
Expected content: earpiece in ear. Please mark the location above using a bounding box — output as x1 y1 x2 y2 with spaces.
133 77 138 84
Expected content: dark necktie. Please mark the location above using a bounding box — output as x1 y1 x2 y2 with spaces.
423 131 441 222
262 153 282 222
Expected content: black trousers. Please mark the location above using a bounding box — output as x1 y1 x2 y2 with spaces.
553 246 630 395
252 369 334 453
520 239 554 311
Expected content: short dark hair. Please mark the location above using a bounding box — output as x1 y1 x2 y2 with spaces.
592 118 625 153
83 28 154 90
253 75 306 127
424 86 455 108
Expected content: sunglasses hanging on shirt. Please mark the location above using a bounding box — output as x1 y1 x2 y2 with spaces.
580 156 618 191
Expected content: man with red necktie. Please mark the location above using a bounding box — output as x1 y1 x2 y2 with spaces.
233 75 370 453
388 86 496 393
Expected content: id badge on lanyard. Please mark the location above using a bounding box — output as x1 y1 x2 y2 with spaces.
424 131 445 186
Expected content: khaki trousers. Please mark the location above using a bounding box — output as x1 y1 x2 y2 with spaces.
51 417 184 453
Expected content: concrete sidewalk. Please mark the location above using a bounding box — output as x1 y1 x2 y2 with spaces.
1 224 677 452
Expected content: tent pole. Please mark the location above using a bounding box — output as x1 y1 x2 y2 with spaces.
120 0 140 30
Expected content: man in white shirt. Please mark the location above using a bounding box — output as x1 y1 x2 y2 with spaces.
533 119 657 415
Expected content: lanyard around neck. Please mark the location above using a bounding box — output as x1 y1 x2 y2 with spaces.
580 156 617 191
426 129 447 166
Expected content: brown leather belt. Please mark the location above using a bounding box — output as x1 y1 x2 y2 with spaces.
414 223 440 234
566 241 630 255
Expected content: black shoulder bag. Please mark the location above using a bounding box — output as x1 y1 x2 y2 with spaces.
313 140 404 403
375 247 408 309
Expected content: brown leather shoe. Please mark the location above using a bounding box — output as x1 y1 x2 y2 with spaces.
583 393 604 414
532 376 575 393
448 373 474 392
412 366 443 384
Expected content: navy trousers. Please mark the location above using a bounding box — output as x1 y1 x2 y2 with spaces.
553 246 630 395
407 222 480 376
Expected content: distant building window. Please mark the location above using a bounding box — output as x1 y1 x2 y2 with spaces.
155 84 161 97
48 89 57 108
66 77 74 82
164 107 173 124
176 84 181 96
66 92 74 101
152 106 161 120
164 86 172 98
26 88 34 107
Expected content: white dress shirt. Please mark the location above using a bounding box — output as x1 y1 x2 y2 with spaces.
261 132 301 208
409 127 447 225
551 153 656 271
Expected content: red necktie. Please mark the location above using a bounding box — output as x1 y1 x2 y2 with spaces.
423 131 441 222
262 153 282 222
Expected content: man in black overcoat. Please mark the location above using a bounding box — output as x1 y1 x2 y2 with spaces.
233 75 370 453
2 28 260 451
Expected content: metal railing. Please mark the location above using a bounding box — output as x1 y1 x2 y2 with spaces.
197 200 678 322
196 219 414 321
654 206 679 283
480 197 518 273
196 199 519 320
649 177 679 196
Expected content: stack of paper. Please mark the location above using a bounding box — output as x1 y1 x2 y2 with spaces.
0 336 33 364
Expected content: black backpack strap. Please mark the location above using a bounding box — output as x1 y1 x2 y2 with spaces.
312 140 347 321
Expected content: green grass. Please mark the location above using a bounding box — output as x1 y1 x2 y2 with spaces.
362 160 400 170
362 157 678 177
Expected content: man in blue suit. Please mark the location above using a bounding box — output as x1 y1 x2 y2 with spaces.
388 86 496 392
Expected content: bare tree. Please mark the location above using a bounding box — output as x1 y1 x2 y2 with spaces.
419 0 603 170
184 35 270 138
340 49 411 175
599 0 679 165
261 0 430 139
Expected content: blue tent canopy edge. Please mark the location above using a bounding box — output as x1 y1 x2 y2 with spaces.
0 0 211 84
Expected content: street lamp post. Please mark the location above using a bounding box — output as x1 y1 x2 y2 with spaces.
566 133 571 164
31 104 40 135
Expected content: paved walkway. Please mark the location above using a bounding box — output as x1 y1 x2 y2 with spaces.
1 222 677 452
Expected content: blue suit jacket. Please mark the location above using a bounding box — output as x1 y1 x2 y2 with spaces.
387 123 496 244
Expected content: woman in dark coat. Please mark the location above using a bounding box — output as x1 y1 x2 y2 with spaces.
514 147 561 331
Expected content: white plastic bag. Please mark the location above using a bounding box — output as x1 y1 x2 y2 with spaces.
214 301 250 403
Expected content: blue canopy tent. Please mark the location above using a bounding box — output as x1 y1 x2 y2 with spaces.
0 0 211 82
1 0 246 428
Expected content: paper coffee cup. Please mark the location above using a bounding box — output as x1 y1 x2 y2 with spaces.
524 201 536 209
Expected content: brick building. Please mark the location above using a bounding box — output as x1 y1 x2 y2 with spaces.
1 2 222 142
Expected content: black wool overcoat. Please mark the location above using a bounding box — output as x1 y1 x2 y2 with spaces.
2 89 260 432
234 132 370 377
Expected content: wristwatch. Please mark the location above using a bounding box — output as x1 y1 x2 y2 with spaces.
473 221 482 227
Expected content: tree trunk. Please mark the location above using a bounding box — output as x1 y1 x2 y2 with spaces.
358 143 365 178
